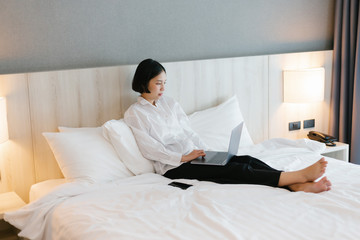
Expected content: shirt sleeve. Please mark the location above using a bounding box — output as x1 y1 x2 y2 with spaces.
173 101 209 150
124 113 183 167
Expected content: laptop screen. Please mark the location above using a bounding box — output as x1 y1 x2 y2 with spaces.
227 122 243 156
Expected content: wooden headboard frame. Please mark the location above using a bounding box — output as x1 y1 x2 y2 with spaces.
0 50 333 202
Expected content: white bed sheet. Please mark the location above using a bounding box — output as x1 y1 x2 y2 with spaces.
5 138 360 240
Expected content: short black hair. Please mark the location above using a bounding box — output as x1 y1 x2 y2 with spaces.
132 59 166 94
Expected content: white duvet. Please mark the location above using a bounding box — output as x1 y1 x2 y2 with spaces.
5 139 360 240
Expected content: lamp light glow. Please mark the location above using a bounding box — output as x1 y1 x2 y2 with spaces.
283 68 325 103
0 97 9 144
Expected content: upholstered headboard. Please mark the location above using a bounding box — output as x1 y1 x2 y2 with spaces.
0 50 332 201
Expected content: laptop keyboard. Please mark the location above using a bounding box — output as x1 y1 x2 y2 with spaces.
206 152 227 163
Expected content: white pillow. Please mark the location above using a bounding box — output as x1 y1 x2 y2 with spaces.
43 130 133 183
189 96 254 151
58 126 101 133
29 178 67 202
103 119 155 175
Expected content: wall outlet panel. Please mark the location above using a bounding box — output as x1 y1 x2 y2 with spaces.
289 121 301 131
304 119 315 128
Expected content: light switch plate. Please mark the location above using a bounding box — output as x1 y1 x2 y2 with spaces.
304 119 315 128
289 121 301 131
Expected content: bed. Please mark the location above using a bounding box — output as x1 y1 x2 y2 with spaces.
3 51 360 240
4 94 360 240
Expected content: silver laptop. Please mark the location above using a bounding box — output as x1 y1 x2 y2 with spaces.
191 122 243 166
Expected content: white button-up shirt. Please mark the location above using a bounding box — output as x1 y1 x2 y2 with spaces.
124 96 207 175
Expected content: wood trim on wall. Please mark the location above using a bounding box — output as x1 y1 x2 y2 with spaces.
0 51 332 202
268 51 333 139
0 74 35 202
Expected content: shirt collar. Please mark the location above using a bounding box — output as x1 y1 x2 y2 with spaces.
137 96 159 106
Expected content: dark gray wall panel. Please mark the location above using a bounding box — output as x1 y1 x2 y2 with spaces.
0 0 335 74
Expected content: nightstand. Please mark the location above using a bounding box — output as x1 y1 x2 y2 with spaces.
0 192 26 240
321 142 349 162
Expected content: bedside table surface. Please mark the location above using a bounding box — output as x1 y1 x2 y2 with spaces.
320 141 349 162
0 192 26 219
322 142 349 153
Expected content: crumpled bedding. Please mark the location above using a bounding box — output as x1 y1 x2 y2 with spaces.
5 138 360 240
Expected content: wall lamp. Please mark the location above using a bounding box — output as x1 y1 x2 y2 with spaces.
283 68 325 103
0 97 9 144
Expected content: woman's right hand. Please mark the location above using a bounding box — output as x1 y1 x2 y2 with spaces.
181 150 206 163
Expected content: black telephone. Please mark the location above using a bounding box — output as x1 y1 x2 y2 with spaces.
307 131 337 146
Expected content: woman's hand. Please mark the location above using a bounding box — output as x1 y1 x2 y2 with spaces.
181 150 206 163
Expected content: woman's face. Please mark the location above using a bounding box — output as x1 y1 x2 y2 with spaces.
141 71 166 105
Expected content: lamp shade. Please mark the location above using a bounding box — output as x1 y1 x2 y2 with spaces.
0 97 9 143
283 68 325 103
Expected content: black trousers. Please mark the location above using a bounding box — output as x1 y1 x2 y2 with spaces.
164 155 282 187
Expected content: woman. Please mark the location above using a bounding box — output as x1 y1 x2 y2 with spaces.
124 59 332 193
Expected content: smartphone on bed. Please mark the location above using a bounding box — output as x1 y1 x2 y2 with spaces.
168 181 193 190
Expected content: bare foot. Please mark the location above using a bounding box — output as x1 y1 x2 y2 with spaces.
289 177 332 193
300 157 327 182
278 158 328 187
